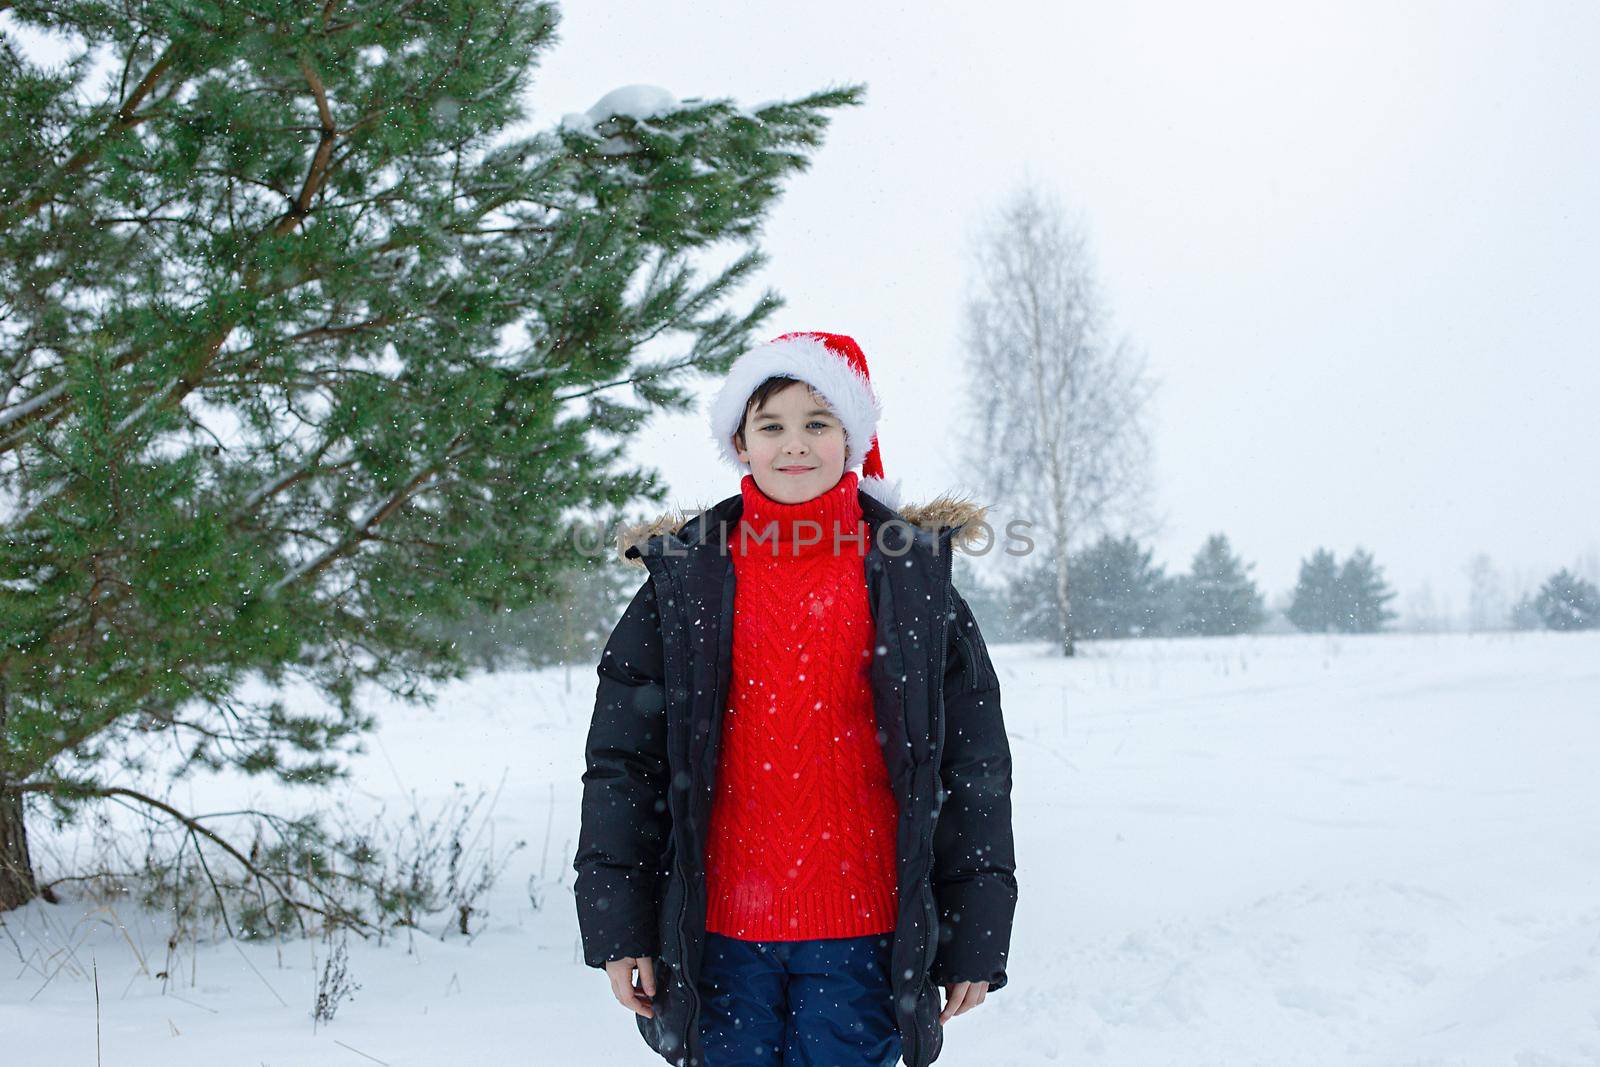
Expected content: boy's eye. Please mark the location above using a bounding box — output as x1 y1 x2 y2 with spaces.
759 420 830 431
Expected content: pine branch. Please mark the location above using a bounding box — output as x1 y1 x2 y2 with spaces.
0 43 360 455
0 379 67 435
230 446 358 523
278 51 340 237
289 314 397 343
552 351 706 404
1 44 182 225
4 780 374 938
267 432 474 596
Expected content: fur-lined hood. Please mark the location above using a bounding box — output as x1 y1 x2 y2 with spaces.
616 490 989 569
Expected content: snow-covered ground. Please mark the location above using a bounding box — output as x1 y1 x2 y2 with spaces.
3 630 1598 1065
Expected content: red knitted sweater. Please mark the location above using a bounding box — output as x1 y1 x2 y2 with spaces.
703 470 901 940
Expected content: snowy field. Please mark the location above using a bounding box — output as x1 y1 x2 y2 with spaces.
3 630 1598 1066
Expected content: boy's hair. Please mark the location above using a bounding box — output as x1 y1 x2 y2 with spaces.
731 374 823 452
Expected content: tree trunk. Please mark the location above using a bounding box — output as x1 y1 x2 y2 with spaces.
0 676 41 912
1056 548 1076 658
0 787 39 912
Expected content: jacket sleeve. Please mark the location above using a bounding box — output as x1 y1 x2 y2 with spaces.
930 585 1018 992
572 576 672 968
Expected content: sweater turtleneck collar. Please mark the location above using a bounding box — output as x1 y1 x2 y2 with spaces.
736 470 865 558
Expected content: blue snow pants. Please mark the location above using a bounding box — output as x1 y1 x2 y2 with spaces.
697 931 903 1066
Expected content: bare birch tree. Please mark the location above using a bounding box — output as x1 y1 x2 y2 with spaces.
1464 552 1506 633
958 181 1157 655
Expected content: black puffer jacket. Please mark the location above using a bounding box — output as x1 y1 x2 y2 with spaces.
573 483 1018 1067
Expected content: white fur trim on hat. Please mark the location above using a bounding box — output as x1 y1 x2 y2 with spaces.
708 335 881 475
859 475 902 511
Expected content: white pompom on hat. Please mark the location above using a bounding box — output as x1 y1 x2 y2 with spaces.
708 331 902 510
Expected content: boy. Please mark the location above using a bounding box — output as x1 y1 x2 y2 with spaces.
574 332 1017 1066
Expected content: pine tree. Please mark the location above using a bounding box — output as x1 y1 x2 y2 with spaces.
1178 533 1265 636
1287 548 1341 632
951 552 1015 644
999 555 1063 646
1509 591 1543 630
0 2 862 915
1337 547 1398 632
1068 534 1172 639
1533 568 1600 631
436 516 635 673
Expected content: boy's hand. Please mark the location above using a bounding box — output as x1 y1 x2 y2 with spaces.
939 979 989 1023
605 956 657 1019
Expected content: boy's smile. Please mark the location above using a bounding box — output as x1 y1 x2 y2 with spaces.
733 380 849 504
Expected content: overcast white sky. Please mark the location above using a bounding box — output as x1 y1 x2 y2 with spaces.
529 1 1600 617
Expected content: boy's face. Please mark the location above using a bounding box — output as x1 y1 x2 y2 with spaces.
733 380 849 504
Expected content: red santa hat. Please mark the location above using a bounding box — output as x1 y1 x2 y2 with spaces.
709 331 902 510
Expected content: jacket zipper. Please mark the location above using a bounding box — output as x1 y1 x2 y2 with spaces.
908 565 957 1064
642 549 699 1066
672 549 735 1064
665 558 701 1064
